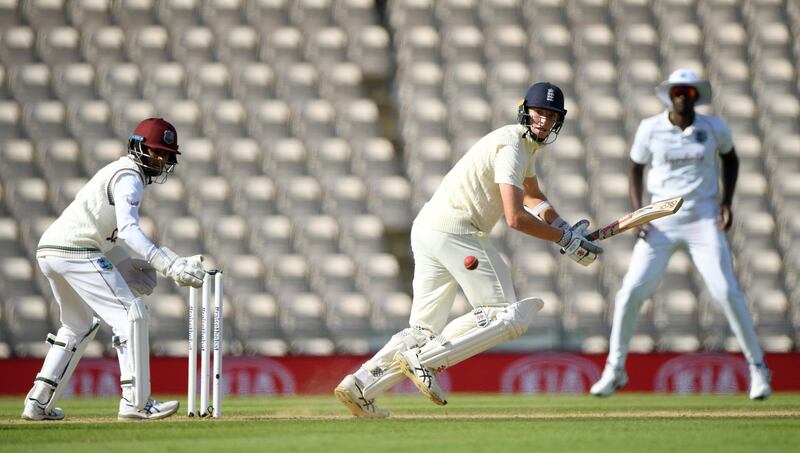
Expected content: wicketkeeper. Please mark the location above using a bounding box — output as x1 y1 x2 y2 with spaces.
23 118 206 421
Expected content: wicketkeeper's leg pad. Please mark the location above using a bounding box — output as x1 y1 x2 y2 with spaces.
28 319 101 412
418 297 543 371
115 298 151 410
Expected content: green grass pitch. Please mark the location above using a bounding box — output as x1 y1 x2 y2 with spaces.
2 393 799 452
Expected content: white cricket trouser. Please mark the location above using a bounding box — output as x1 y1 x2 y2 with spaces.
606 216 764 369
37 255 138 378
409 224 517 334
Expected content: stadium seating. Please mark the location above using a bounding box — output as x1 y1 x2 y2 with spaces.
0 0 796 357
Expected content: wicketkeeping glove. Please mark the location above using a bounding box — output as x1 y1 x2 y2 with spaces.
106 246 158 296
149 246 206 288
557 219 603 266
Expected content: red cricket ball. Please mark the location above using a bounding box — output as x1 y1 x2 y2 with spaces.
464 255 479 270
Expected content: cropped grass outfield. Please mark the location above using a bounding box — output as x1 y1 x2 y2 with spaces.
2 394 800 452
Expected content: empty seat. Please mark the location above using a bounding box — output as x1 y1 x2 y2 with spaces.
326 292 372 340
310 253 357 295
485 24 527 63
0 101 23 141
251 101 293 145
251 214 293 256
276 63 319 108
562 290 609 352
352 138 400 181
187 176 233 226
49 177 88 212
441 26 484 64
37 26 81 66
158 216 203 257
178 138 216 180
323 175 368 218
82 26 127 67
207 215 250 256
0 217 21 257
0 0 22 29
67 100 112 140
656 289 701 352
10 64 53 103
263 138 308 180
397 25 440 65
200 0 245 33
98 63 142 103
340 214 387 257
161 99 202 139
5 295 51 357
218 25 260 64
0 139 38 181
235 293 286 355
144 176 188 220
357 253 404 298
528 23 572 61
156 0 201 31
23 101 69 141
294 214 340 256
0 26 37 66
268 254 310 297
306 26 348 67
308 138 352 182
142 63 186 106
126 25 171 66
232 63 275 107
82 138 125 174
292 99 336 140
367 175 413 230
232 175 278 221
444 61 487 101
54 64 98 103
222 254 266 295
245 0 289 31
24 0 67 27
172 26 215 66
0 257 36 298
278 292 325 338
20 216 55 257
320 62 365 102
261 26 304 65
348 25 392 79
112 99 156 138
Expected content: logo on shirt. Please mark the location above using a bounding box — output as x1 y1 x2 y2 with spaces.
695 130 707 143
97 257 113 271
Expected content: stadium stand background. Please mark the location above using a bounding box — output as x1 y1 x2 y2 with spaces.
0 0 797 360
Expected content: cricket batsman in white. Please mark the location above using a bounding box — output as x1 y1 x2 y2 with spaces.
22 118 206 421
335 82 603 417
590 69 772 400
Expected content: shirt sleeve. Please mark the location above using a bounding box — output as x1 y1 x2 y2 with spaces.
714 117 734 154
112 173 158 260
629 120 652 164
494 144 526 189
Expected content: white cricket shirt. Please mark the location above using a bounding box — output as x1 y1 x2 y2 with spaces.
37 156 158 260
415 124 542 234
630 110 733 218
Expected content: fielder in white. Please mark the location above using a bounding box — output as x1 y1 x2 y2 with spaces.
590 70 772 400
22 118 206 421
335 82 603 417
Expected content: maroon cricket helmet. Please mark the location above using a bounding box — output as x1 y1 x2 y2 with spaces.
131 118 180 154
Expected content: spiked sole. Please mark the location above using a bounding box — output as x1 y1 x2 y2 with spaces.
398 354 447 406
334 386 388 418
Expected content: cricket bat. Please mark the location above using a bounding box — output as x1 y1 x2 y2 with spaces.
585 196 684 241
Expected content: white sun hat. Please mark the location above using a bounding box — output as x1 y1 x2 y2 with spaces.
655 68 712 107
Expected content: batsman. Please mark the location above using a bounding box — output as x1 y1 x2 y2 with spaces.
335 82 603 417
22 118 206 421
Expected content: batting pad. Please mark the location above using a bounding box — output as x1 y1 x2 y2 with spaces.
419 297 543 370
128 298 151 410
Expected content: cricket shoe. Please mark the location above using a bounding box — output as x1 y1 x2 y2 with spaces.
397 350 447 406
118 398 179 420
749 365 772 400
21 396 64 421
590 365 628 397
334 374 389 418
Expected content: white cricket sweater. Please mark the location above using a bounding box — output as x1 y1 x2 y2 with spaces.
414 124 542 235
37 156 146 258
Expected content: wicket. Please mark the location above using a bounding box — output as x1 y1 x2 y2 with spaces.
187 270 223 418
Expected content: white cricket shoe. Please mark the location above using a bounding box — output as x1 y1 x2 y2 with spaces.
749 365 772 400
21 398 65 421
118 398 179 420
334 374 389 418
590 365 629 397
397 350 447 406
